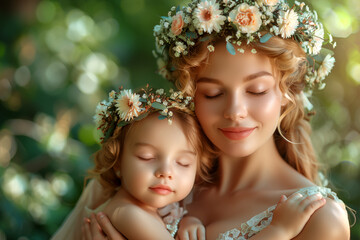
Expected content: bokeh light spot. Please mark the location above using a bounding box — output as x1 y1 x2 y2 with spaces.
349 63 360 84
36 1 57 23
0 78 12 101
43 61 68 92
78 124 96 146
66 10 94 42
83 53 108 76
3 168 27 199
323 7 355 38
0 130 17 167
14 66 31 87
77 72 99 94
121 0 145 15
51 173 73 196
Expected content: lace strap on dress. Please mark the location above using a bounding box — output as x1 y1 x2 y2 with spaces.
295 186 343 203
158 202 188 237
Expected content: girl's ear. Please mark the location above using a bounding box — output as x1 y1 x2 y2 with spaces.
115 170 121 178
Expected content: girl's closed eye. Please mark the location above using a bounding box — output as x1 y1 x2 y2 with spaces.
176 155 196 167
136 153 156 161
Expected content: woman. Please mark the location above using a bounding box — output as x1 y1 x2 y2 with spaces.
61 0 350 239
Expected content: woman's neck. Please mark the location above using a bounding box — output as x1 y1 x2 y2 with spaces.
216 137 286 195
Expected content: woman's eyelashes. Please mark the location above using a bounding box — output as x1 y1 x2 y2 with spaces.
247 90 268 96
204 91 223 99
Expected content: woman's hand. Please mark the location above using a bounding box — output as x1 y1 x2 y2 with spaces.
82 212 126 240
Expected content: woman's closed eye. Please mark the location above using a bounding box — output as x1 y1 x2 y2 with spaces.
204 92 223 99
247 90 268 96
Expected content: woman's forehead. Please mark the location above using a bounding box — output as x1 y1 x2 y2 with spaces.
197 45 273 81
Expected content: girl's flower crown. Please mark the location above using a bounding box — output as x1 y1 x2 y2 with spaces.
153 0 336 97
94 85 194 143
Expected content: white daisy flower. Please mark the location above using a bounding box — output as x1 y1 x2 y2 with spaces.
278 9 299 38
108 90 116 101
308 25 324 55
156 88 164 95
173 41 187 54
193 0 226 34
94 100 108 126
229 3 262 34
258 0 279 6
115 90 142 121
207 44 215 52
318 54 335 78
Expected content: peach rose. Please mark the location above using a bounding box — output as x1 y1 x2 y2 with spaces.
171 12 184 36
229 3 262 34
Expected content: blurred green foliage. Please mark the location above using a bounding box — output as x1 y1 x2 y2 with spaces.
0 0 359 239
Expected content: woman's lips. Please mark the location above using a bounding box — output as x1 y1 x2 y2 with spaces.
149 185 173 195
219 127 256 140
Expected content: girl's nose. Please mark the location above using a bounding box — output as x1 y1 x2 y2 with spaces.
223 91 247 121
155 162 173 180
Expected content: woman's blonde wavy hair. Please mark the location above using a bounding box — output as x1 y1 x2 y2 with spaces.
168 36 321 184
87 109 216 198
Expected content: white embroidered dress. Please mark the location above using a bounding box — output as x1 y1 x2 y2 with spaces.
216 186 343 240
52 181 343 240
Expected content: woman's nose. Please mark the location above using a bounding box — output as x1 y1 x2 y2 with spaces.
155 162 173 180
223 92 247 121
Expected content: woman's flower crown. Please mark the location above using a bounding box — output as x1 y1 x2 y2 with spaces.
94 85 194 143
153 0 336 96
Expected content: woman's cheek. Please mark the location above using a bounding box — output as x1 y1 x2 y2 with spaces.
249 93 282 119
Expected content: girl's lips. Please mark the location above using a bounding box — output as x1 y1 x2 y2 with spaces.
149 185 173 195
219 127 256 140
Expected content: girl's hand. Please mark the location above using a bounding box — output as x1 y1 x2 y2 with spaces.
176 216 206 240
268 192 326 239
82 212 126 240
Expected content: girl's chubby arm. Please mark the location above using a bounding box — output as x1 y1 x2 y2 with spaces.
252 193 328 240
111 205 174 240
176 216 206 240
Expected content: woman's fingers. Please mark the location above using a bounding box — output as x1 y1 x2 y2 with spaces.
90 213 107 240
197 226 206 240
188 229 197 240
82 217 93 240
96 212 126 240
178 231 189 240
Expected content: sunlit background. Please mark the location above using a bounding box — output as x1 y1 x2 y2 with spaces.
0 0 359 239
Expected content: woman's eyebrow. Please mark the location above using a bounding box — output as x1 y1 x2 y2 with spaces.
196 77 222 84
244 71 273 82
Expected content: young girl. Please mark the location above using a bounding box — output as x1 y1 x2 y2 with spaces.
70 85 326 240
83 0 350 239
